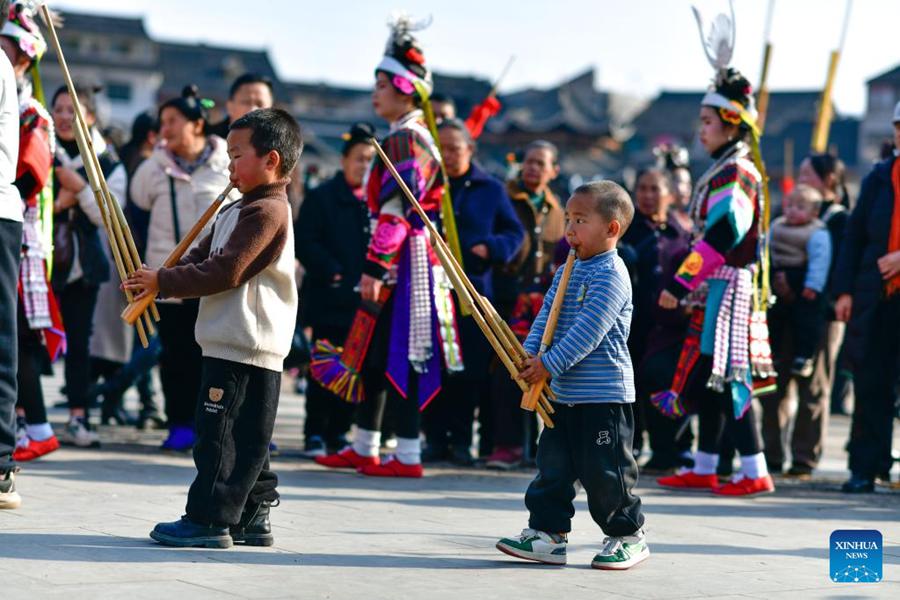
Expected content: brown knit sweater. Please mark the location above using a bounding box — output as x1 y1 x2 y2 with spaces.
158 178 298 370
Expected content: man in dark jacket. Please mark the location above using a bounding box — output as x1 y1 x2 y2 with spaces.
423 119 524 464
295 123 375 456
833 105 900 493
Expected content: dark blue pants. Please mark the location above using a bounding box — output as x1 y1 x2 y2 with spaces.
525 402 644 536
0 218 22 472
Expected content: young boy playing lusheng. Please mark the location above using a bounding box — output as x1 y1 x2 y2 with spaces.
125 108 301 548
496 181 648 570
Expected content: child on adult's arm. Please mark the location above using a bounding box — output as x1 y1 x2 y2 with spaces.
125 108 302 548
496 181 649 570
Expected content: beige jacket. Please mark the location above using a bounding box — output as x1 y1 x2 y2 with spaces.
157 179 297 371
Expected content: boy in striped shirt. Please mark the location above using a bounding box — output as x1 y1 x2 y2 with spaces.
496 181 648 570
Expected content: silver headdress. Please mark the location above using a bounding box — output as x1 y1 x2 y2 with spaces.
692 0 736 85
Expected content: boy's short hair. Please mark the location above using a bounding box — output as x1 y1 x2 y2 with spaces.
230 108 303 176
572 180 635 234
787 184 823 211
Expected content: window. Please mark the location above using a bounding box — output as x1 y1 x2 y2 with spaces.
106 81 132 102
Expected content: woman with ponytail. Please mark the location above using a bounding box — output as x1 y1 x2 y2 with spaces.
130 85 237 451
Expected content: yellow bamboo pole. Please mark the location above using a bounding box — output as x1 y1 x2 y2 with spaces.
756 0 776 134
521 249 575 411
811 0 852 153
41 3 151 347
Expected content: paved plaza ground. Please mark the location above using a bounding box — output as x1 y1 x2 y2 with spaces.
2 375 898 599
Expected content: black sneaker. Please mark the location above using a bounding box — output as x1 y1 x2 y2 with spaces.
421 444 449 463
449 445 474 467
791 358 815 378
150 516 232 548
301 436 327 459
785 464 814 480
841 474 875 494
231 500 278 546
0 468 22 510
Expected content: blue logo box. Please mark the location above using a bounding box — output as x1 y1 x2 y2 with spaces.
830 530 882 583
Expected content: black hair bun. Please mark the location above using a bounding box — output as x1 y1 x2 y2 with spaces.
182 84 201 100
716 68 753 107
341 121 376 154
388 35 427 80
349 122 376 140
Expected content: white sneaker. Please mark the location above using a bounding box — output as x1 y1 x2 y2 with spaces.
60 417 101 448
0 468 22 510
591 530 650 570
496 528 567 565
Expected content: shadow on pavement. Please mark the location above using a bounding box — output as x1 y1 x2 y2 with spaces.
0 533 526 570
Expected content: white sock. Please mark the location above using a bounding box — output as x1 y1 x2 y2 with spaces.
394 437 421 465
623 528 646 543
693 451 719 475
26 423 54 441
740 453 768 479
352 428 381 457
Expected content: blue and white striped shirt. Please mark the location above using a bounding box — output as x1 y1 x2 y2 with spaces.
524 249 634 404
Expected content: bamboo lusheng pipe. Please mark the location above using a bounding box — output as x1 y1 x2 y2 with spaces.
368 139 557 425
426 225 553 427
521 249 575 410
41 3 153 346
109 192 160 322
108 192 160 331
121 184 235 325
71 111 148 347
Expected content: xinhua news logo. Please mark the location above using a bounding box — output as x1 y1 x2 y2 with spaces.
830 530 882 583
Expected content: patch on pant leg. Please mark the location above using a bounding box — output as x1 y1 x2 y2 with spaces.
204 387 226 414
596 431 611 446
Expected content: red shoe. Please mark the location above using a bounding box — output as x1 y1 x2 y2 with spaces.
657 470 718 490
314 447 379 470
13 436 60 462
485 446 523 470
713 475 775 497
358 457 423 478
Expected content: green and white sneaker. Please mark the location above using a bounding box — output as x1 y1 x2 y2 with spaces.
591 531 649 570
496 528 567 565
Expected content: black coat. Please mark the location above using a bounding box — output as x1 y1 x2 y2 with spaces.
51 150 116 291
295 172 370 330
832 157 895 367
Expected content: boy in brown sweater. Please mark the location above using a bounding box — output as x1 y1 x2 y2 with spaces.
125 108 302 548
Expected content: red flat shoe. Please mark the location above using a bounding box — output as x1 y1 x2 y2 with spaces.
358 457 423 478
13 436 60 462
713 475 775 497
315 447 379 470
657 470 718 490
